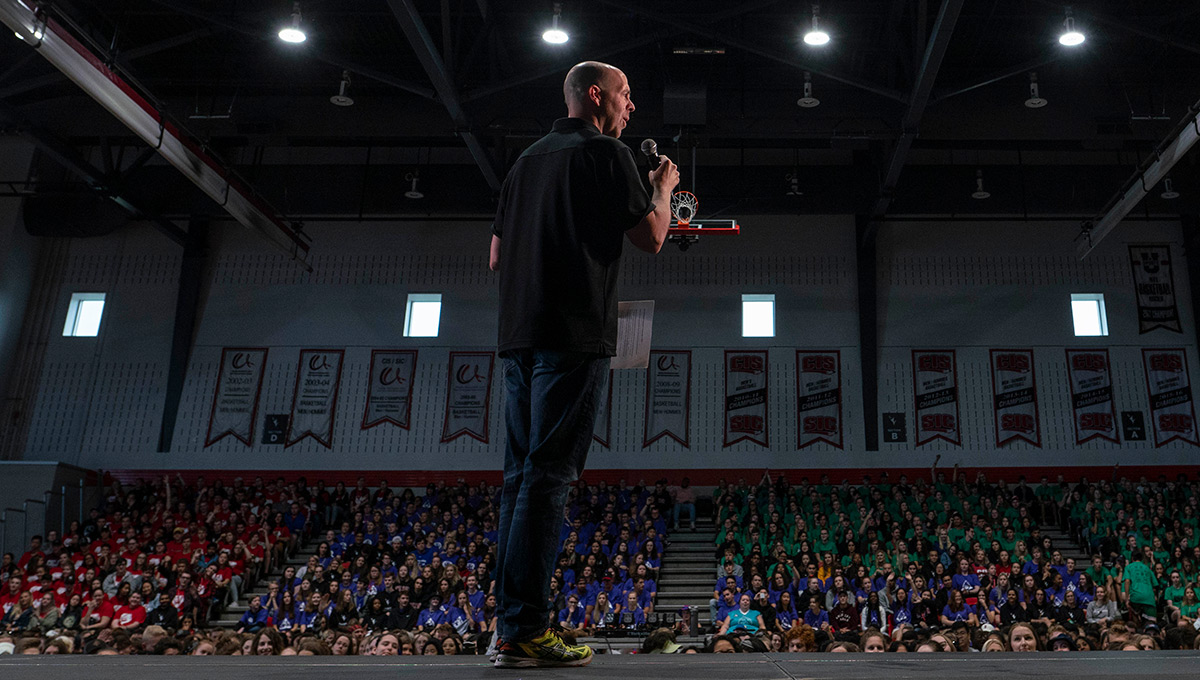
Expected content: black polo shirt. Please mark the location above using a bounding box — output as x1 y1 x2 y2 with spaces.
493 118 653 356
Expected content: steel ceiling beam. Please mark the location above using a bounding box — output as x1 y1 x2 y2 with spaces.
596 0 908 104
145 0 437 101
461 0 780 103
0 102 187 245
0 27 214 100
1076 98 1200 259
386 0 501 191
870 0 965 222
931 52 1059 104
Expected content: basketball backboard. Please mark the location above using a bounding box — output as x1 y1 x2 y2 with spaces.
666 219 740 251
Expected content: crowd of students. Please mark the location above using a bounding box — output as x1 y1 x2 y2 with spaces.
2 465 1199 656
703 462 1200 652
0 473 679 654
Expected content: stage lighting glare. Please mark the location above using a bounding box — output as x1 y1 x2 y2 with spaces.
279 3 306 43
803 5 829 46
804 29 830 46
543 3 568 44
1059 10 1084 46
1059 30 1084 46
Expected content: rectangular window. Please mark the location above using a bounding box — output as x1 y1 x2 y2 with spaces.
404 293 442 337
63 292 106 337
1071 293 1108 337
742 293 776 338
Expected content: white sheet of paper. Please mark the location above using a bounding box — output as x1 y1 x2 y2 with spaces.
612 300 654 369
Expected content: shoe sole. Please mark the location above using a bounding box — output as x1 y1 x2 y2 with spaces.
493 653 593 668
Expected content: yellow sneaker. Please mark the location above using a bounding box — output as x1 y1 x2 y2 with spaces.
493 628 594 668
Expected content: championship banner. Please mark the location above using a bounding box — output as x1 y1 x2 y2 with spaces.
912 350 961 446
285 349 345 448
796 350 843 449
362 350 418 430
724 350 769 448
643 351 690 447
1065 349 1119 444
205 348 268 447
989 349 1041 447
1130 245 1183 333
1142 348 1199 447
593 371 613 448
441 352 494 443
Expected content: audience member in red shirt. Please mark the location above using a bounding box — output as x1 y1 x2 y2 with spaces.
111 591 147 629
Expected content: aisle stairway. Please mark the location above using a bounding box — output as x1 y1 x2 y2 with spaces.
654 517 718 630
216 549 317 628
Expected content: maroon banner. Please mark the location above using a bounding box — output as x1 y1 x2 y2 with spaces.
205 348 268 447
1065 349 1119 444
286 349 346 449
724 350 769 448
593 370 613 448
912 350 961 446
644 351 690 447
441 352 494 443
796 350 843 449
362 350 418 430
1143 348 1200 447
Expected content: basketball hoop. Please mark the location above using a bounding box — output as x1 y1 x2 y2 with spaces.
670 191 698 227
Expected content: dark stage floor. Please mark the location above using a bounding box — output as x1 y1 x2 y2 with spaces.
2 652 1200 680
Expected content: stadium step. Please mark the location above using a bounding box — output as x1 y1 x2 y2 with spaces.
655 520 718 623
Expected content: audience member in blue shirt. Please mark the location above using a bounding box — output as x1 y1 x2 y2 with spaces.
803 597 830 630
417 594 448 630
236 596 270 634
558 595 586 631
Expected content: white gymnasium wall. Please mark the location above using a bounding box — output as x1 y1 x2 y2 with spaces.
877 219 1199 466
12 214 1198 470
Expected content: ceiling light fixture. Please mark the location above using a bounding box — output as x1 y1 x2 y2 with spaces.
1024 72 1047 108
803 4 830 46
797 72 820 108
542 3 568 44
278 2 307 43
330 71 353 106
971 169 991 200
1160 177 1180 200
405 172 424 199
1058 6 1085 46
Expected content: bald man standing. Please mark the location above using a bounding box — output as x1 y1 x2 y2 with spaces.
487 61 678 668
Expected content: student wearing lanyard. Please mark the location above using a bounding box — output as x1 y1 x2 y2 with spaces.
719 593 764 634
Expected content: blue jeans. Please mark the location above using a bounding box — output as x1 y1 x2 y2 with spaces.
673 502 696 528
495 349 609 642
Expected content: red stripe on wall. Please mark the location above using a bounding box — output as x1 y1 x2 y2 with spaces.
103 466 1200 488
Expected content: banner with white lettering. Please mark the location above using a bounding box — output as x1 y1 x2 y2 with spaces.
643 351 690 447
593 371 613 448
1130 245 1183 334
989 349 1041 447
1143 348 1199 447
205 348 268 447
286 349 345 449
912 350 960 446
796 350 842 449
362 350 418 430
1065 349 1119 444
441 352 494 443
725 350 769 448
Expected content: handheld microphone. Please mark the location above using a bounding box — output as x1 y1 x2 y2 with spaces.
640 138 662 167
